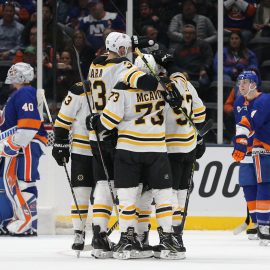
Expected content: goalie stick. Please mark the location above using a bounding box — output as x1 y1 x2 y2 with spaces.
135 48 213 137
233 207 250 235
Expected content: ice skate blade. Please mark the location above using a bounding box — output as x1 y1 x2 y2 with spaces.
130 250 153 259
76 251 80 258
248 234 259 240
259 240 270 246
160 250 186 260
91 249 113 259
113 250 131 260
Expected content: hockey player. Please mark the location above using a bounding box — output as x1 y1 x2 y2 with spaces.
233 71 259 240
87 31 165 258
134 54 206 258
0 62 48 236
232 72 270 246
87 53 185 260
52 81 94 252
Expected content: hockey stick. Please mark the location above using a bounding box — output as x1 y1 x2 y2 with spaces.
135 48 213 137
233 207 250 235
62 29 119 223
179 163 195 232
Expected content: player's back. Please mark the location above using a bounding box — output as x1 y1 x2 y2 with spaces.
165 73 206 153
100 83 166 153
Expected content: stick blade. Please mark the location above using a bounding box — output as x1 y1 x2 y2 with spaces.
233 222 248 235
198 119 213 137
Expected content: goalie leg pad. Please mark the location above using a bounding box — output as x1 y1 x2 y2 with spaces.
153 188 173 233
71 187 92 231
3 157 32 234
92 180 114 232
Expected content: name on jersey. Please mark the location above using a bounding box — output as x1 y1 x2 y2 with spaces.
136 91 162 103
89 68 103 78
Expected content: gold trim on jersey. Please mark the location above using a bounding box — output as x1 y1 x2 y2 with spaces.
118 130 165 138
130 71 144 88
118 138 166 147
54 120 70 130
80 92 91 96
193 115 206 122
166 130 195 138
103 109 122 122
58 112 75 122
166 130 196 147
91 63 116 68
72 142 91 150
193 106 205 114
101 117 116 129
123 67 138 82
71 205 88 209
73 134 89 140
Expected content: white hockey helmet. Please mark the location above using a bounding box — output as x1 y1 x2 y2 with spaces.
5 62 34 84
134 54 159 74
105 32 132 57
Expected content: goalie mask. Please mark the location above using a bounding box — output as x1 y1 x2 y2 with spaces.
5 62 34 85
105 32 132 57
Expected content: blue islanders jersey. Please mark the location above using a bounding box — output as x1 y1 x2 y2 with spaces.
233 95 255 153
0 86 48 181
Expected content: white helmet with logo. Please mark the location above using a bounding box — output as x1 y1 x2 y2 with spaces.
5 62 34 84
134 54 159 74
105 32 132 57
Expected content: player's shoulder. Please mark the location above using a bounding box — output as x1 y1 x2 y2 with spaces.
92 55 131 66
13 85 36 101
69 81 90 96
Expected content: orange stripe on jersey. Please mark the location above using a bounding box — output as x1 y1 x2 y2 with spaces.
34 134 48 145
257 200 270 211
253 139 270 151
247 201 256 211
24 145 32 181
18 119 41 130
254 155 262 183
239 116 251 131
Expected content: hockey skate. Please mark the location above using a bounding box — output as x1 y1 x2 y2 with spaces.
246 224 258 240
172 225 186 252
137 228 153 258
9 228 37 237
91 225 113 259
153 227 186 260
258 225 270 246
72 230 85 258
0 225 9 236
113 227 147 260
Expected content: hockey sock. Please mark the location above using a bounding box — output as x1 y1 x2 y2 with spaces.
153 188 173 233
172 189 181 227
117 187 139 232
92 181 114 232
242 185 257 224
71 187 92 231
256 182 270 225
136 189 153 234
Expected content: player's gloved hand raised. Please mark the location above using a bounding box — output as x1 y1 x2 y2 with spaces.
86 113 101 131
52 139 70 166
232 134 248 162
0 135 20 157
131 35 155 50
152 49 174 68
160 77 183 109
196 135 206 159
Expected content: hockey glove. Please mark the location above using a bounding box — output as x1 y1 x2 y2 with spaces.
0 135 20 157
52 139 70 166
232 135 248 162
195 136 206 159
160 77 183 109
131 35 155 50
152 49 174 68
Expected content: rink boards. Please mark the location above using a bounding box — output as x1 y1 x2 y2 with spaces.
37 146 248 233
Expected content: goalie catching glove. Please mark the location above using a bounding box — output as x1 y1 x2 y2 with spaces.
232 134 248 162
0 135 20 157
52 139 70 166
131 35 155 50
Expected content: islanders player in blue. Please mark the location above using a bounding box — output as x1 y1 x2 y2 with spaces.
233 71 259 239
233 71 270 246
0 62 47 236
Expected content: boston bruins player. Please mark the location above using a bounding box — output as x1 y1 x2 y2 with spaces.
52 81 94 253
87 32 163 259
87 54 185 260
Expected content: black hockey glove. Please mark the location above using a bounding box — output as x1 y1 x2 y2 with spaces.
85 113 106 133
103 128 118 149
160 77 183 109
152 49 174 68
131 35 155 50
195 136 206 159
52 139 70 166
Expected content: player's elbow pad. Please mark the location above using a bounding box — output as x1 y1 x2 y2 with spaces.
137 74 158 92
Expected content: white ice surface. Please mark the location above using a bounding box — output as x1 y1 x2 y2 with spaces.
0 231 270 270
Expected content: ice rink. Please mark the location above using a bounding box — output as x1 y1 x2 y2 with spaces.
0 230 269 270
